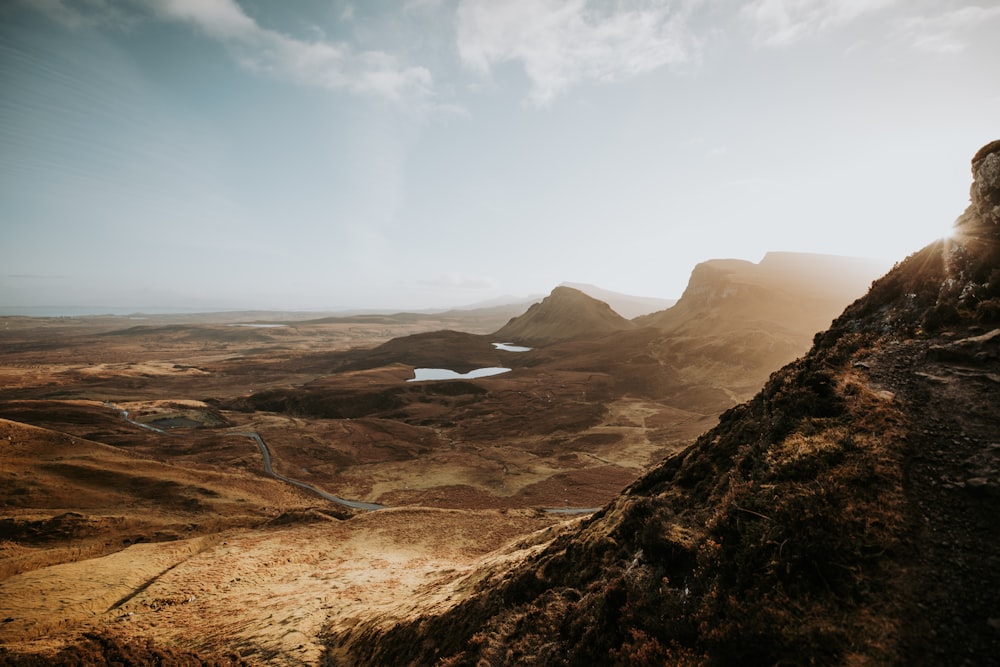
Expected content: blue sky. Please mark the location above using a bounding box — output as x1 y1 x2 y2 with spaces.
1 0 998 313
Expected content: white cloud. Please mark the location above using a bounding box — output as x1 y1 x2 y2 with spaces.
152 0 432 101
21 0 433 102
455 0 698 107
155 0 256 39
892 5 1000 54
743 0 899 47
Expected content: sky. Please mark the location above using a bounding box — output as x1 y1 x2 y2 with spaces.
1 0 998 314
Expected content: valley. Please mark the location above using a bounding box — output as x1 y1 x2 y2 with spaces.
0 254 896 664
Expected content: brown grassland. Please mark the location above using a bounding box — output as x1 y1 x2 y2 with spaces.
0 310 714 664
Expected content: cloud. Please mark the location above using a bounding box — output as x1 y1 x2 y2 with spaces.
154 0 256 39
892 5 1000 54
155 0 433 101
743 0 899 47
455 0 698 106
21 0 433 102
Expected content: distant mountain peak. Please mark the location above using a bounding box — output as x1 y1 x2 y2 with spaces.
493 285 634 345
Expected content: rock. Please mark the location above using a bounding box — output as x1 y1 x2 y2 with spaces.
970 139 1000 229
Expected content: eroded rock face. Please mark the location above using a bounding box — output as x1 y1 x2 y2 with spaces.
970 139 1000 231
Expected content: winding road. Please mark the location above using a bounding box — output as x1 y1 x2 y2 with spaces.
228 431 386 511
108 402 599 515
106 402 384 511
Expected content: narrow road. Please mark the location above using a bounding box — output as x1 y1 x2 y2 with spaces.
108 402 601 515
118 408 171 435
106 402 384 511
229 431 386 511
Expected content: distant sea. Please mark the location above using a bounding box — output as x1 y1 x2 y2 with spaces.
0 306 224 317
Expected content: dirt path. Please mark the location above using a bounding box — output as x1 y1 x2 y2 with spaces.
861 332 1000 664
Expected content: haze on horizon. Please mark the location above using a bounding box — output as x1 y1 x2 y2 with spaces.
1 0 998 315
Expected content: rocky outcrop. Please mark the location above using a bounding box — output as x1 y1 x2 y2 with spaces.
970 139 1000 230
923 139 1000 326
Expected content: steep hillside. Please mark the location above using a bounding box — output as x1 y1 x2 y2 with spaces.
493 286 635 345
335 144 1000 666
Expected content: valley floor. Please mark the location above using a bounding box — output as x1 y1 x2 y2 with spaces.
0 313 712 663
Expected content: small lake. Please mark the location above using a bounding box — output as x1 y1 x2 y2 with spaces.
408 367 512 382
493 342 532 352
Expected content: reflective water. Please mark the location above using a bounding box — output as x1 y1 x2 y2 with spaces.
408 367 511 382
492 342 532 352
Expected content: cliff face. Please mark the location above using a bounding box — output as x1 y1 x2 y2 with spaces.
336 142 1000 666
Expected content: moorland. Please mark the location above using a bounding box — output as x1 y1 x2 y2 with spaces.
0 252 898 664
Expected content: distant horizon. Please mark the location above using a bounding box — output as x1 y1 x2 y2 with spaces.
0 248 895 318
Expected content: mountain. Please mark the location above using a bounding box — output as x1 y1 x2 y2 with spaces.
637 251 888 335
559 282 676 319
340 142 1000 665
493 286 636 345
617 252 890 407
